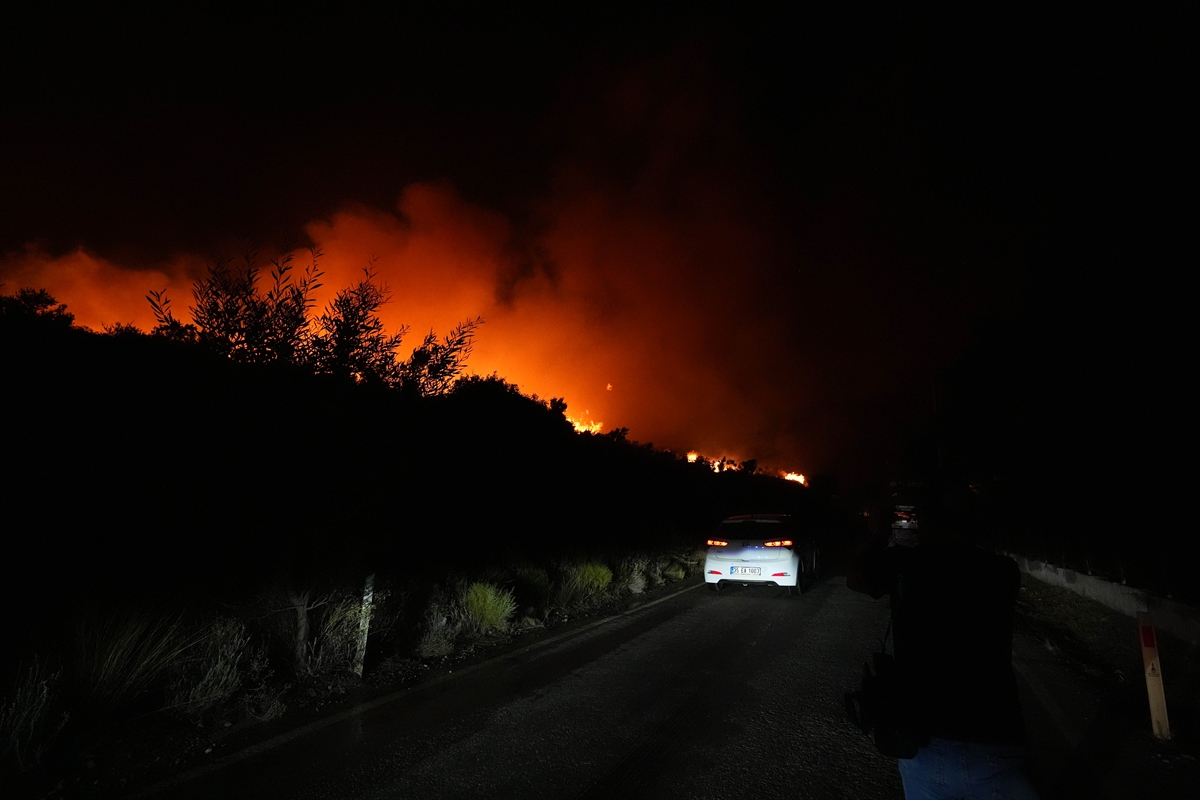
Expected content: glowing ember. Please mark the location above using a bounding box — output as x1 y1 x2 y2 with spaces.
783 472 807 485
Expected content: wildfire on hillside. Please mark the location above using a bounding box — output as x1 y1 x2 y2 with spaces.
567 412 603 434
1 164 812 479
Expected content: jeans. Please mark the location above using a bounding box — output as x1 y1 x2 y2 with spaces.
896 737 1039 800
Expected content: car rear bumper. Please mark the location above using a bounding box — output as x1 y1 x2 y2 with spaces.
703 560 799 586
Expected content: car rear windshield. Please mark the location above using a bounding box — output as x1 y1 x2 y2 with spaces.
719 520 799 538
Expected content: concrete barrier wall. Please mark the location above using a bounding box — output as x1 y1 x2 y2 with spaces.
1008 553 1200 646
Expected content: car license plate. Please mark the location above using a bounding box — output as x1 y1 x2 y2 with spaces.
730 566 761 576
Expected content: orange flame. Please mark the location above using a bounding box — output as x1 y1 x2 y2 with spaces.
567 411 603 434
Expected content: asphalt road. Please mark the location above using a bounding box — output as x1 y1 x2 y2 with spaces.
130 572 1200 800
142 577 906 800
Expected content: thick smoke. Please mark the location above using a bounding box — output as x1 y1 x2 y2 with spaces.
0 245 202 330
0 55 865 478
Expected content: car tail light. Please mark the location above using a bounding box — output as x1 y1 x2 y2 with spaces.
706 539 729 547
707 570 722 575
772 572 791 577
763 539 793 547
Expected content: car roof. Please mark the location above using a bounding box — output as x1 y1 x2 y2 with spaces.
722 513 792 522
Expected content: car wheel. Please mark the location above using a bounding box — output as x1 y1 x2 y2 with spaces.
707 582 721 592
788 580 801 597
798 553 816 591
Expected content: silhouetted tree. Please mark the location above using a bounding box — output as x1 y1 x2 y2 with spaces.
0 287 74 329
306 269 406 385
145 287 199 342
155 248 322 363
148 253 480 396
398 318 483 396
100 322 144 338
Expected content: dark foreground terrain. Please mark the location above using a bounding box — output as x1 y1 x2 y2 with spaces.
16 571 1197 800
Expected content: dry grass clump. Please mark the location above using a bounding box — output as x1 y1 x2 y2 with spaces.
74 610 195 713
0 657 69 774
416 597 460 659
160 615 285 724
642 553 671 587
164 617 248 722
615 554 651 595
552 560 613 610
680 546 707 574
458 582 517 636
513 565 552 611
662 561 687 581
308 593 368 675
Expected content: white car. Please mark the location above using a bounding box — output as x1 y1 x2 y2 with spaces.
703 514 819 595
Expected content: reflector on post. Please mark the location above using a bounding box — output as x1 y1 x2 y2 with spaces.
1137 612 1171 739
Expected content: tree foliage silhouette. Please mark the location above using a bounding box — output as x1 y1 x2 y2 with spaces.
149 247 321 362
399 318 482 396
307 269 407 386
147 250 480 395
0 287 75 330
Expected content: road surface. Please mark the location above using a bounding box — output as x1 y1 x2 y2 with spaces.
137 575 1200 799
143 578 904 799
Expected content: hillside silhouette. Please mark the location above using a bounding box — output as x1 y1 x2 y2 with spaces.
1 282 817 656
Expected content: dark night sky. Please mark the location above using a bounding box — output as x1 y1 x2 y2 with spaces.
1 5 1188 493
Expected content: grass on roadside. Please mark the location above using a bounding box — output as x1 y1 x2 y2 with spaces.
6 543 706 777
458 582 518 636
552 560 613 611
0 657 69 775
163 616 249 723
416 594 460 659
74 610 196 715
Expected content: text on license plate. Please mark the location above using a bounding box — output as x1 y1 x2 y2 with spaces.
730 566 761 576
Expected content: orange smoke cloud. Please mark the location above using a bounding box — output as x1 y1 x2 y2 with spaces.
0 245 202 331
0 54 813 476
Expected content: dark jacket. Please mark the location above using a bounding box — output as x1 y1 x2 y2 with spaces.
851 542 1026 745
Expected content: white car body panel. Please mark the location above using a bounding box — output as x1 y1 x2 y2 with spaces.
704 514 816 591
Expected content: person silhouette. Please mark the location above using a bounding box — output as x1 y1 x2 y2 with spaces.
848 482 1039 800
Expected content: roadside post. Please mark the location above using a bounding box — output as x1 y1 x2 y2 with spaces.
353 573 375 678
1137 612 1171 739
